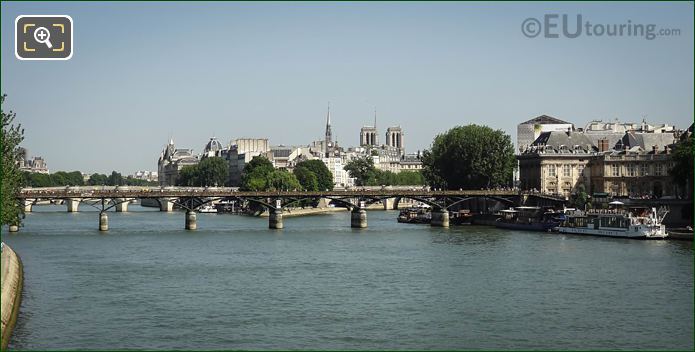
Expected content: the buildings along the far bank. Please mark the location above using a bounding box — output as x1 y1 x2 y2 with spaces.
517 117 689 199
156 106 423 187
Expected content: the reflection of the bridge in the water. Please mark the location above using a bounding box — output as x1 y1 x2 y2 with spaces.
16 186 565 231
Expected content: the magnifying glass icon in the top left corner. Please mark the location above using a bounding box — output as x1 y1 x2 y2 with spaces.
33 26 53 49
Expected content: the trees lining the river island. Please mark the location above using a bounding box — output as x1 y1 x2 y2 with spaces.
293 160 334 191
421 124 515 189
177 156 229 187
293 166 319 191
240 156 274 190
240 156 301 191
25 170 84 187
266 169 302 191
22 170 158 187
343 156 425 186
343 156 374 186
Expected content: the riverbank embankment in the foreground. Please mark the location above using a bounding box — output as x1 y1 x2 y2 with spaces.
1 243 23 350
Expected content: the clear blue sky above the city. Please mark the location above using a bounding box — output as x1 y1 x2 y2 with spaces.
1 1 693 174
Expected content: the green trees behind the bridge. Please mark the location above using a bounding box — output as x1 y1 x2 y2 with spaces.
1 95 25 227
240 156 301 191
88 173 109 186
343 156 374 186
177 157 229 187
87 171 159 186
343 156 425 187
421 124 515 190
24 170 84 187
21 170 159 187
293 166 319 191
293 160 333 191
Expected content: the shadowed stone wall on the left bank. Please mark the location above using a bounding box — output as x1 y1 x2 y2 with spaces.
1 244 24 350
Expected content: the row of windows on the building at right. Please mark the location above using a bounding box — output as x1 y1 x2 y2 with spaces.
608 163 668 177
545 163 668 177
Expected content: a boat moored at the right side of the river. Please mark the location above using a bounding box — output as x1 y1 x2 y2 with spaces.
557 207 669 239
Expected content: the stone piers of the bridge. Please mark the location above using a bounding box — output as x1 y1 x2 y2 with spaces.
66 198 81 212
268 199 283 229
430 208 450 227
22 199 34 213
159 198 176 212
185 210 197 230
351 200 368 228
99 211 109 231
114 198 133 212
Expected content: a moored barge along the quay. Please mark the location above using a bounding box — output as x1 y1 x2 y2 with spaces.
558 207 669 239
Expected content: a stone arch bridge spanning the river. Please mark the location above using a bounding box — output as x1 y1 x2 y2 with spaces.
16 186 566 231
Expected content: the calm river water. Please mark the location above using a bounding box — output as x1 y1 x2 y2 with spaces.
2 205 693 350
